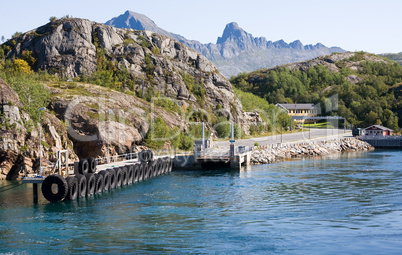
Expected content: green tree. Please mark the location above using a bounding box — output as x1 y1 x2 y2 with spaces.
179 133 193 150
144 54 155 78
382 109 399 131
214 116 231 138
144 117 171 149
4 74 49 122
365 111 380 126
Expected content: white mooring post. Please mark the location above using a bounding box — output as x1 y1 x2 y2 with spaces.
229 121 240 169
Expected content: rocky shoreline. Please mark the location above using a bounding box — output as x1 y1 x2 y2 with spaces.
250 138 374 165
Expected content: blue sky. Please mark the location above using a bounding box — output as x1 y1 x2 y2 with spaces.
1 0 401 54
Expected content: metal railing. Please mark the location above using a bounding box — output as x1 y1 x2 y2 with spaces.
95 152 137 165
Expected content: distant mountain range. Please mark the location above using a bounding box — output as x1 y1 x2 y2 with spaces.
106 11 345 77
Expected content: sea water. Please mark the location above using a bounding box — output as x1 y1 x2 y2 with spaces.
0 150 401 254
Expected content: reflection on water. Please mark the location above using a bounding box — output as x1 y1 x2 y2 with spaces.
0 150 401 254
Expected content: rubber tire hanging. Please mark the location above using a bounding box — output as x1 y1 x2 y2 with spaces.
65 176 78 200
85 173 95 196
41 174 68 202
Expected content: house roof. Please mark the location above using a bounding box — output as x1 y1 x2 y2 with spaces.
364 125 393 131
276 103 317 110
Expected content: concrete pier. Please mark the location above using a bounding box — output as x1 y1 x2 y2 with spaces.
173 146 252 170
362 136 402 148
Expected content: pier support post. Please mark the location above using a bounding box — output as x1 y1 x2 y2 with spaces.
33 183 38 203
230 155 241 169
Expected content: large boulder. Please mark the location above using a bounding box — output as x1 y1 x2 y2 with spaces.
47 83 185 159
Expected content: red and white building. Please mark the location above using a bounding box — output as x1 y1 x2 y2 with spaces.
364 125 393 137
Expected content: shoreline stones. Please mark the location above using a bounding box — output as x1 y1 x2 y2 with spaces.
250 138 374 165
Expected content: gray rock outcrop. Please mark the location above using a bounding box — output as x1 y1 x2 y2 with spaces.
242 111 266 136
5 18 243 122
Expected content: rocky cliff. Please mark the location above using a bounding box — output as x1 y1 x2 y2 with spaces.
0 78 78 180
4 18 242 122
106 11 345 78
1 18 247 179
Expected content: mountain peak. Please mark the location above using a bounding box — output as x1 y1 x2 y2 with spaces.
106 10 187 43
226 22 241 30
106 10 157 31
217 22 252 45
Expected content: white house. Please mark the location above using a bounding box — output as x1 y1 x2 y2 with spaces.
364 125 393 137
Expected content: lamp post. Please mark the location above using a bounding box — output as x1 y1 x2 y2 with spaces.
38 107 46 176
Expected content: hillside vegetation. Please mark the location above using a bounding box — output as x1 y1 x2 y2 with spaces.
231 52 401 130
381 52 402 66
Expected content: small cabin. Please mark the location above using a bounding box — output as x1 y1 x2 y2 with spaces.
364 125 393 137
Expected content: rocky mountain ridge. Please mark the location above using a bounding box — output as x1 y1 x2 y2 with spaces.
0 17 252 179
106 10 345 77
4 18 242 121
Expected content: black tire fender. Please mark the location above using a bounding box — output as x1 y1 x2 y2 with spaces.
151 161 157 178
78 159 89 175
139 163 145 181
168 157 173 172
114 167 122 188
127 165 134 185
41 174 68 202
145 163 151 179
85 173 95 196
66 176 78 200
107 168 116 189
121 167 128 186
142 163 148 180
156 158 163 175
148 150 154 161
99 170 110 191
132 164 139 183
75 174 87 198
94 173 104 194
88 157 97 173
163 158 169 174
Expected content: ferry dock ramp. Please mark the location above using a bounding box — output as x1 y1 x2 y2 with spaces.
22 150 173 203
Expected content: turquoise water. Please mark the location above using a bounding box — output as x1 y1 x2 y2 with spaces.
1 150 402 254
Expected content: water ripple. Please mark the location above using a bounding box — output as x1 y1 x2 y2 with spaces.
0 150 401 254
